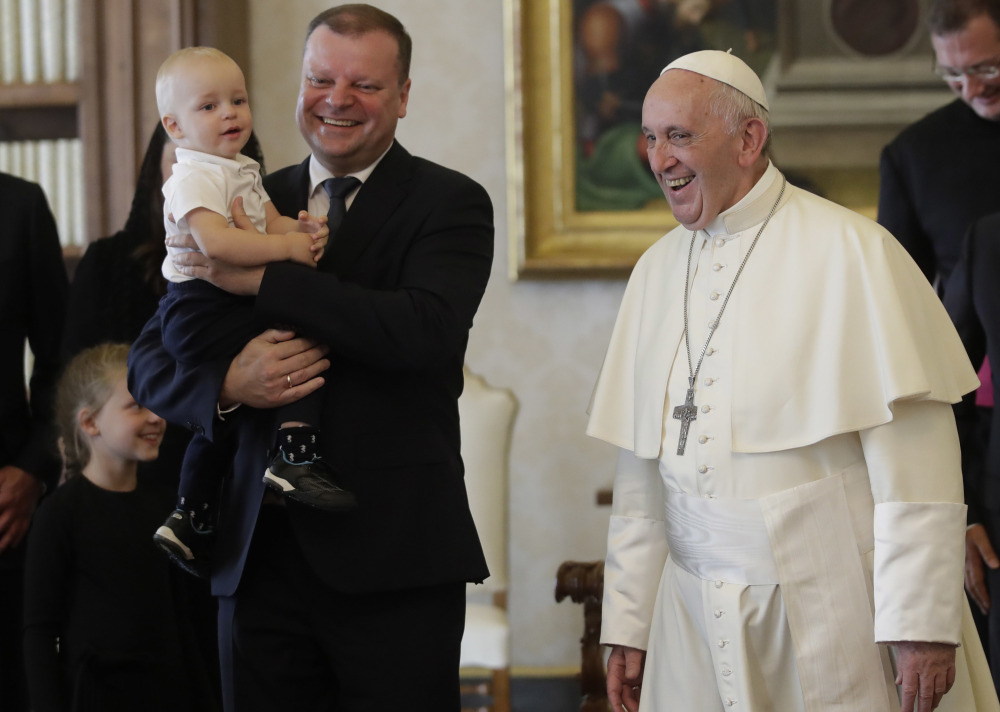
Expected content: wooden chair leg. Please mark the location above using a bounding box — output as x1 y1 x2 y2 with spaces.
491 667 511 712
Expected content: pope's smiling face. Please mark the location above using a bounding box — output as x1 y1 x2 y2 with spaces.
296 25 411 175
641 70 759 231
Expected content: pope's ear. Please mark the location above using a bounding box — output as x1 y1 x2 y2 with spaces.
738 117 768 167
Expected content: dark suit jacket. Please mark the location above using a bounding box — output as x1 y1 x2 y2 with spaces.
128 142 493 595
0 173 68 568
878 98 1000 292
946 213 1000 527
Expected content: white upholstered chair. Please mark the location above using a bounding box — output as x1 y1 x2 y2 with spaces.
458 367 517 712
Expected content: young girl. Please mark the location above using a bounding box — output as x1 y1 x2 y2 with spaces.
22 343 216 712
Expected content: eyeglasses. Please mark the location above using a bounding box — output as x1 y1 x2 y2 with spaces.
934 58 1000 82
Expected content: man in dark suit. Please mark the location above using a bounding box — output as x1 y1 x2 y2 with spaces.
945 214 1000 693
878 0 1000 293
878 0 1000 682
0 172 68 711
127 5 493 711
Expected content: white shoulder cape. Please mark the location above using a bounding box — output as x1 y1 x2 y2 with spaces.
587 170 978 457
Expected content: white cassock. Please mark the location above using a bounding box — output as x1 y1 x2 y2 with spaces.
588 162 999 711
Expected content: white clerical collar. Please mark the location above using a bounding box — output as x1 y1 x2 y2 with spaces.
701 161 783 239
307 142 392 201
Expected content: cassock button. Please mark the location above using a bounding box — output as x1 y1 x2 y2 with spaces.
714 580 724 589
698 465 708 474
718 639 728 648
698 435 709 444
701 405 711 413
706 347 716 356
722 667 732 677
714 238 724 247
712 263 724 272
709 291 720 301
704 377 714 386
714 609 724 618
726 698 737 707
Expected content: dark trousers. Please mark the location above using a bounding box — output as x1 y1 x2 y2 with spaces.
225 506 466 712
161 280 323 504
0 564 28 712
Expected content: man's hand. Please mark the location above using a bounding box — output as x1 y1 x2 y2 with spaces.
893 641 956 712
220 329 330 410
0 465 43 554
298 210 329 262
606 645 645 712
965 524 998 614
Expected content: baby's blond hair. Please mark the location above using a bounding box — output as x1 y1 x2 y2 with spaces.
155 46 237 118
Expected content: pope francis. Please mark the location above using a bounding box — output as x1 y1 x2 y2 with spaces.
587 50 1000 712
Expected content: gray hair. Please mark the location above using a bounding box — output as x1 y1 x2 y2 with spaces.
707 80 771 157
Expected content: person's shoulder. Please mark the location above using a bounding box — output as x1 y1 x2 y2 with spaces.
409 154 481 186
887 99 967 147
33 476 85 522
0 171 42 194
77 230 134 261
0 172 48 212
786 184 890 245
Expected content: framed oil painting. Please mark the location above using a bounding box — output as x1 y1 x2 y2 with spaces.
505 0 952 277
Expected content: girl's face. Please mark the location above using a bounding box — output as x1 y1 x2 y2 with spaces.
87 376 165 464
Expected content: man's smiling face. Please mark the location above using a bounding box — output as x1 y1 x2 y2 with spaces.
296 25 411 175
641 70 751 231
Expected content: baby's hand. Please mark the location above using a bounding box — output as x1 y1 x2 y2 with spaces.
298 210 327 235
286 232 319 268
299 210 328 262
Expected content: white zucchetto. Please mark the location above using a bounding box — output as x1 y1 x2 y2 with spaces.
661 49 769 111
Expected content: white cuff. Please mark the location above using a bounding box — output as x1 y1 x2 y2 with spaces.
216 401 241 421
600 514 668 650
873 501 966 645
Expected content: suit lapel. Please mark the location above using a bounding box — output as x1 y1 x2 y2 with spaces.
264 157 312 217
321 142 412 277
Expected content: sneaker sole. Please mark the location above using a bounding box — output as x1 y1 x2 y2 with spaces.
263 469 358 511
153 525 195 560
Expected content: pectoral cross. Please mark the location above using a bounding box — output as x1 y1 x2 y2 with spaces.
672 380 698 456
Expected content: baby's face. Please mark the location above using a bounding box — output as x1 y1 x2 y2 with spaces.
164 57 252 159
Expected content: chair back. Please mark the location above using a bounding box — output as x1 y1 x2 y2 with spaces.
459 367 517 597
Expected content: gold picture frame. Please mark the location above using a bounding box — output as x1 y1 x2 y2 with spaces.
504 0 673 278
504 0 952 279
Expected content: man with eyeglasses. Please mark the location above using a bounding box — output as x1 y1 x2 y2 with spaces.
879 0 1000 694
879 0 1000 291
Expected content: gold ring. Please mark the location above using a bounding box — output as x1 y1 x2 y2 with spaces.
286 374 292 388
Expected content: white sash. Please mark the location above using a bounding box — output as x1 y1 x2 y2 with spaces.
664 469 897 712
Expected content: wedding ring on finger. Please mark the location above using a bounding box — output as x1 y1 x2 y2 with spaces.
286 374 292 389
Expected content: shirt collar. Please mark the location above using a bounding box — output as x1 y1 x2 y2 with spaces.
174 147 260 174
307 142 392 201
701 161 783 239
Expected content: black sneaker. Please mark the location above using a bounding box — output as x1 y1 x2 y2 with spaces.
263 452 358 512
153 509 214 579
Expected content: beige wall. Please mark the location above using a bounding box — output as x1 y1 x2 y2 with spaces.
248 0 626 668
